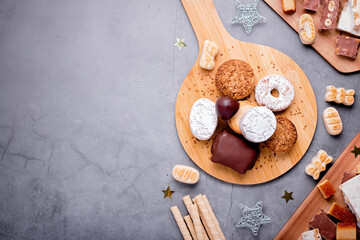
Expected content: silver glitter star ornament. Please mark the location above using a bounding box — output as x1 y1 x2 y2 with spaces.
230 0 267 34
235 201 271 236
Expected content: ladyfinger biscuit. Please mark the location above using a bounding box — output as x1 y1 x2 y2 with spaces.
299 14 316 45
172 165 200 184
199 40 219 70
323 107 343 135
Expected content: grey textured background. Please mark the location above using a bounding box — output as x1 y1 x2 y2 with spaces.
0 0 359 239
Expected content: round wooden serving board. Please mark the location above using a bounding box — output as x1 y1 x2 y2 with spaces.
175 0 317 185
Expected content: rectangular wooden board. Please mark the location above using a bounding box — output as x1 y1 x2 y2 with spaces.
275 132 360 239
264 0 360 73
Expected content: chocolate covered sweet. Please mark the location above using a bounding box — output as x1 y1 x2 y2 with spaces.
215 96 239 121
335 36 360 60
309 211 336 240
303 0 320 11
342 171 357 183
211 130 259 174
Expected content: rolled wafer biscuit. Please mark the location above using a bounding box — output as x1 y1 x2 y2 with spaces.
305 150 333 180
202 195 225 240
323 107 343 135
199 40 219 70
171 206 192 240
325 85 355 106
172 165 200 184
194 195 220 240
183 196 209 240
184 215 197 240
189 204 206 240
299 14 316 45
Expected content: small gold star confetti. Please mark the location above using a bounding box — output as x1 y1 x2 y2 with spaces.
174 38 186 50
281 191 294 203
351 145 360 158
162 186 175 199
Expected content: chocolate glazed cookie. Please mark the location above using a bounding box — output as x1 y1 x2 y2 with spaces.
215 59 255 100
211 130 259 174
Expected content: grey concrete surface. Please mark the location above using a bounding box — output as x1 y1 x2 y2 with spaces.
0 0 359 239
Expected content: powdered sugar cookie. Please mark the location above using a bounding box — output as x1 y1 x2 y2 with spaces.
189 98 218 140
255 75 295 112
240 106 277 143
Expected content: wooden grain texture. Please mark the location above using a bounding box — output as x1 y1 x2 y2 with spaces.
175 0 317 185
275 132 360 239
264 0 360 73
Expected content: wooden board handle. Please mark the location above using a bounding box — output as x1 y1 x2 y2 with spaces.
181 0 230 46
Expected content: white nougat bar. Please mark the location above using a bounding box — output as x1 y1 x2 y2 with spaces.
339 174 360 227
337 2 360 37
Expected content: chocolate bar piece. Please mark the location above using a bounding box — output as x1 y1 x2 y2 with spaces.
309 211 336 240
317 180 336 199
318 0 340 30
328 202 357 222
336 222 356 240
303 0 320 11
211 130 259 174
342 171 357 183
335 36 360 59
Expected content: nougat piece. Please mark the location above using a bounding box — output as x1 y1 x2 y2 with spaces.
303 0 320 11
335 36 360 60
317 180 336 199
302 228 322 240
282 0 296 13
318 0 340 31
309 211 336 240
336 222 356 240
328 202 356 222
339 175 360 227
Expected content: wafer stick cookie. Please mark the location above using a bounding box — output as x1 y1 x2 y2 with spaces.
184 215 197 240
171 206 192 240
194 195 220 240
189 204 206 240
323 107 343 135
202 195 226 240
183 196 209 240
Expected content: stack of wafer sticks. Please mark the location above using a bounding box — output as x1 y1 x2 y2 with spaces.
170 194 226 240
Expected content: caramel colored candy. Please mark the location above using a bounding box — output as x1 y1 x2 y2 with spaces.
199 40 218 70
328 202 356 222
305 150 333 180
323 107 343 135
172 165 200 184
282 0 296 13
325 85 355 106
317 180 336 199
336 222 356 240
299 14 316 45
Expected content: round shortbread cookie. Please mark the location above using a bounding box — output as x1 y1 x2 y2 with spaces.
255 75 295 112
240 106 276 143
265 117 298 152
215 59 255 100
189 98 218 140
228 100 257 134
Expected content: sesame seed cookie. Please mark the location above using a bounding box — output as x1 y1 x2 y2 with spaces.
215 59 255 100
265 117 298 152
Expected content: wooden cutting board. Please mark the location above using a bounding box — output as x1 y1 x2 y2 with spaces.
275 132 360 239
175 0 317 185
264 0 360 73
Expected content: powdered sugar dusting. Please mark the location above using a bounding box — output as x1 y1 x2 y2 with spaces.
240 106 276 143
189 98 218 140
